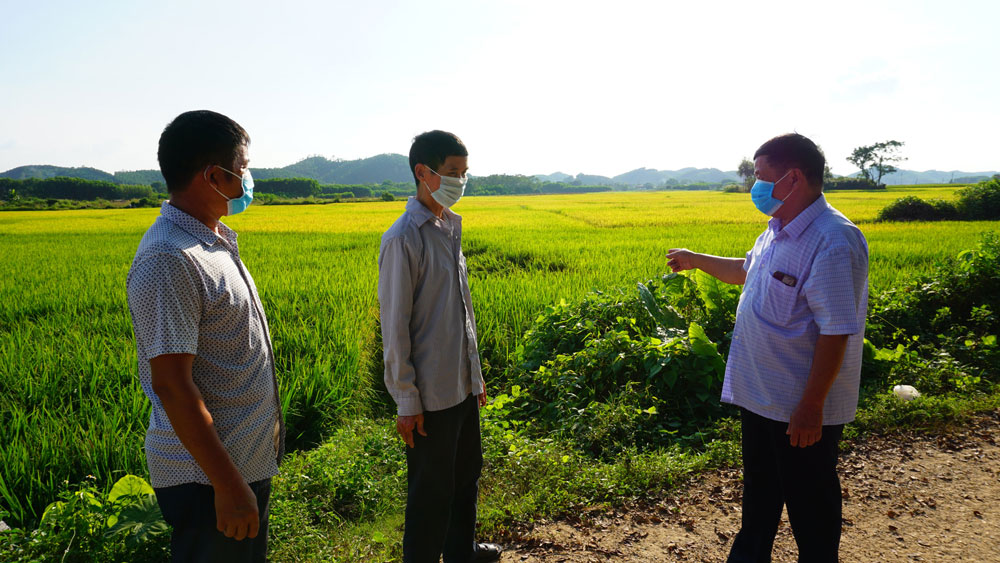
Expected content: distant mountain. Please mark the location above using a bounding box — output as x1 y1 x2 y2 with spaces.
870 169 1000 185
254 154 412 184
1 154 414 186
0 165 117 183
535 172 572 183
610 167 739 185
573 173 615 186
4 158 996 188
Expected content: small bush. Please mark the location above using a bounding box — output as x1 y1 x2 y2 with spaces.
826 177 881 190
956 178 1000 220
876 195 958 222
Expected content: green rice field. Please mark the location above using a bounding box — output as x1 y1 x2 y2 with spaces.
0 187 994 527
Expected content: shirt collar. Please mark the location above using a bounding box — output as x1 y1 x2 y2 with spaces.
768 194 829 240
406 196 462 227
160 201 236 247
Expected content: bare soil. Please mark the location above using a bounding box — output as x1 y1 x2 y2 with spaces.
504 410 1000 562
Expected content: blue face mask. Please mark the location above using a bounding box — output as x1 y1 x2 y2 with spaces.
750 170 793 216
207 165 254 215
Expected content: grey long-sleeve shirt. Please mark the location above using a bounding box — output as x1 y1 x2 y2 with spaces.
378 197 485 416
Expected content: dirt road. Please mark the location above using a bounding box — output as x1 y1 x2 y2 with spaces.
505 411 1000 562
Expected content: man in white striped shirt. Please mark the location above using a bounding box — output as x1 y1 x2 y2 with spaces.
667 133 868 563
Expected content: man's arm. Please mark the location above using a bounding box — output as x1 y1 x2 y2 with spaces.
666 248 747 285
149 354 259 540
378 237 426 447
786 334 850 447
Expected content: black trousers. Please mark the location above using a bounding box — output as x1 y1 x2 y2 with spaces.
728 408 844 563
155 478 271 563
403 394 483 563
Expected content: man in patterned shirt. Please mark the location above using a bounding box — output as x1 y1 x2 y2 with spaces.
127 110 283 562
667 134 869 562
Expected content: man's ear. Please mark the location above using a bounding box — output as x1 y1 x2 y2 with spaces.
202 165 222 188
791 168 806 190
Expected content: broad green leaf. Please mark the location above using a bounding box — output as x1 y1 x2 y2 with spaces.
104 494 169 547
108 475 154 503
694 270 723 312
638 282 684 328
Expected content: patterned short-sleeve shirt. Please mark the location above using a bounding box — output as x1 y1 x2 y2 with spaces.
126 201 281 488
722 195 869 425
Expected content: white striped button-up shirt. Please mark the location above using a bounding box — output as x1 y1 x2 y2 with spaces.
378 197 485 416
722 195 869 425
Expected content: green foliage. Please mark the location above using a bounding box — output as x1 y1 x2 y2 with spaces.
465 174 612 196
825 177 882 190
876 178 1000 222
847 140 906 185
864 232 1000 395
255 177 321 198
955 177 1000 220
273 419 406 524
380 191 395 202
0 475 168 562
876 195 959 221
476 419 739 535
267 419 407 562
737 158 754 191
0 177 155 201
504 272 739 457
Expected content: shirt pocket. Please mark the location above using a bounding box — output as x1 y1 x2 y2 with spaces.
758 274 800 325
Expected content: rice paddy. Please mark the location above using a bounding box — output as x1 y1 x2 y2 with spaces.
0 187 994 527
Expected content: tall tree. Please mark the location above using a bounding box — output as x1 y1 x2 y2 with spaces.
737 158 755 192
847 140 906 186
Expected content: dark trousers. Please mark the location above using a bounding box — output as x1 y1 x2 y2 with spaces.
403 394 483 563
155 478 272 563
728 408 844 563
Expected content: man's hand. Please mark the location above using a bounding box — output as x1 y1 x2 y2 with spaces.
214 480 259 540
478 391 488 408
666 248 698 273
396 413 426 448
787 400 824 447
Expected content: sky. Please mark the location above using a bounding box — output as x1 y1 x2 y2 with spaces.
1 0 998 177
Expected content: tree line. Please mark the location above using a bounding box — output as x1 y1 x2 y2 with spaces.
734 140 909 191
0 177 156 201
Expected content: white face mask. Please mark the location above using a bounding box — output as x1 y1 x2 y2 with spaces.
426 167 467 208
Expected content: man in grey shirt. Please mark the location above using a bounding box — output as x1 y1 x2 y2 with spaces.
127 110 282 562
378 130 501 562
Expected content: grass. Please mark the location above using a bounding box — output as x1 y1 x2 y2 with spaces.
0 187 996 535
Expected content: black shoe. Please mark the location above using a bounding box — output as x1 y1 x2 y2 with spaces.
474 542 503 562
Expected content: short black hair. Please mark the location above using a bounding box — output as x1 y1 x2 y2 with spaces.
157 110 250 193
753 133 826 188
409 130 468 187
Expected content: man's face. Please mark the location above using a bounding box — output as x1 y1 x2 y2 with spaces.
753 156 794 200
215 144 251 199
422 155 469 192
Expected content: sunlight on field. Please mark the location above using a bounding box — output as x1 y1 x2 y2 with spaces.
0 188 995 526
